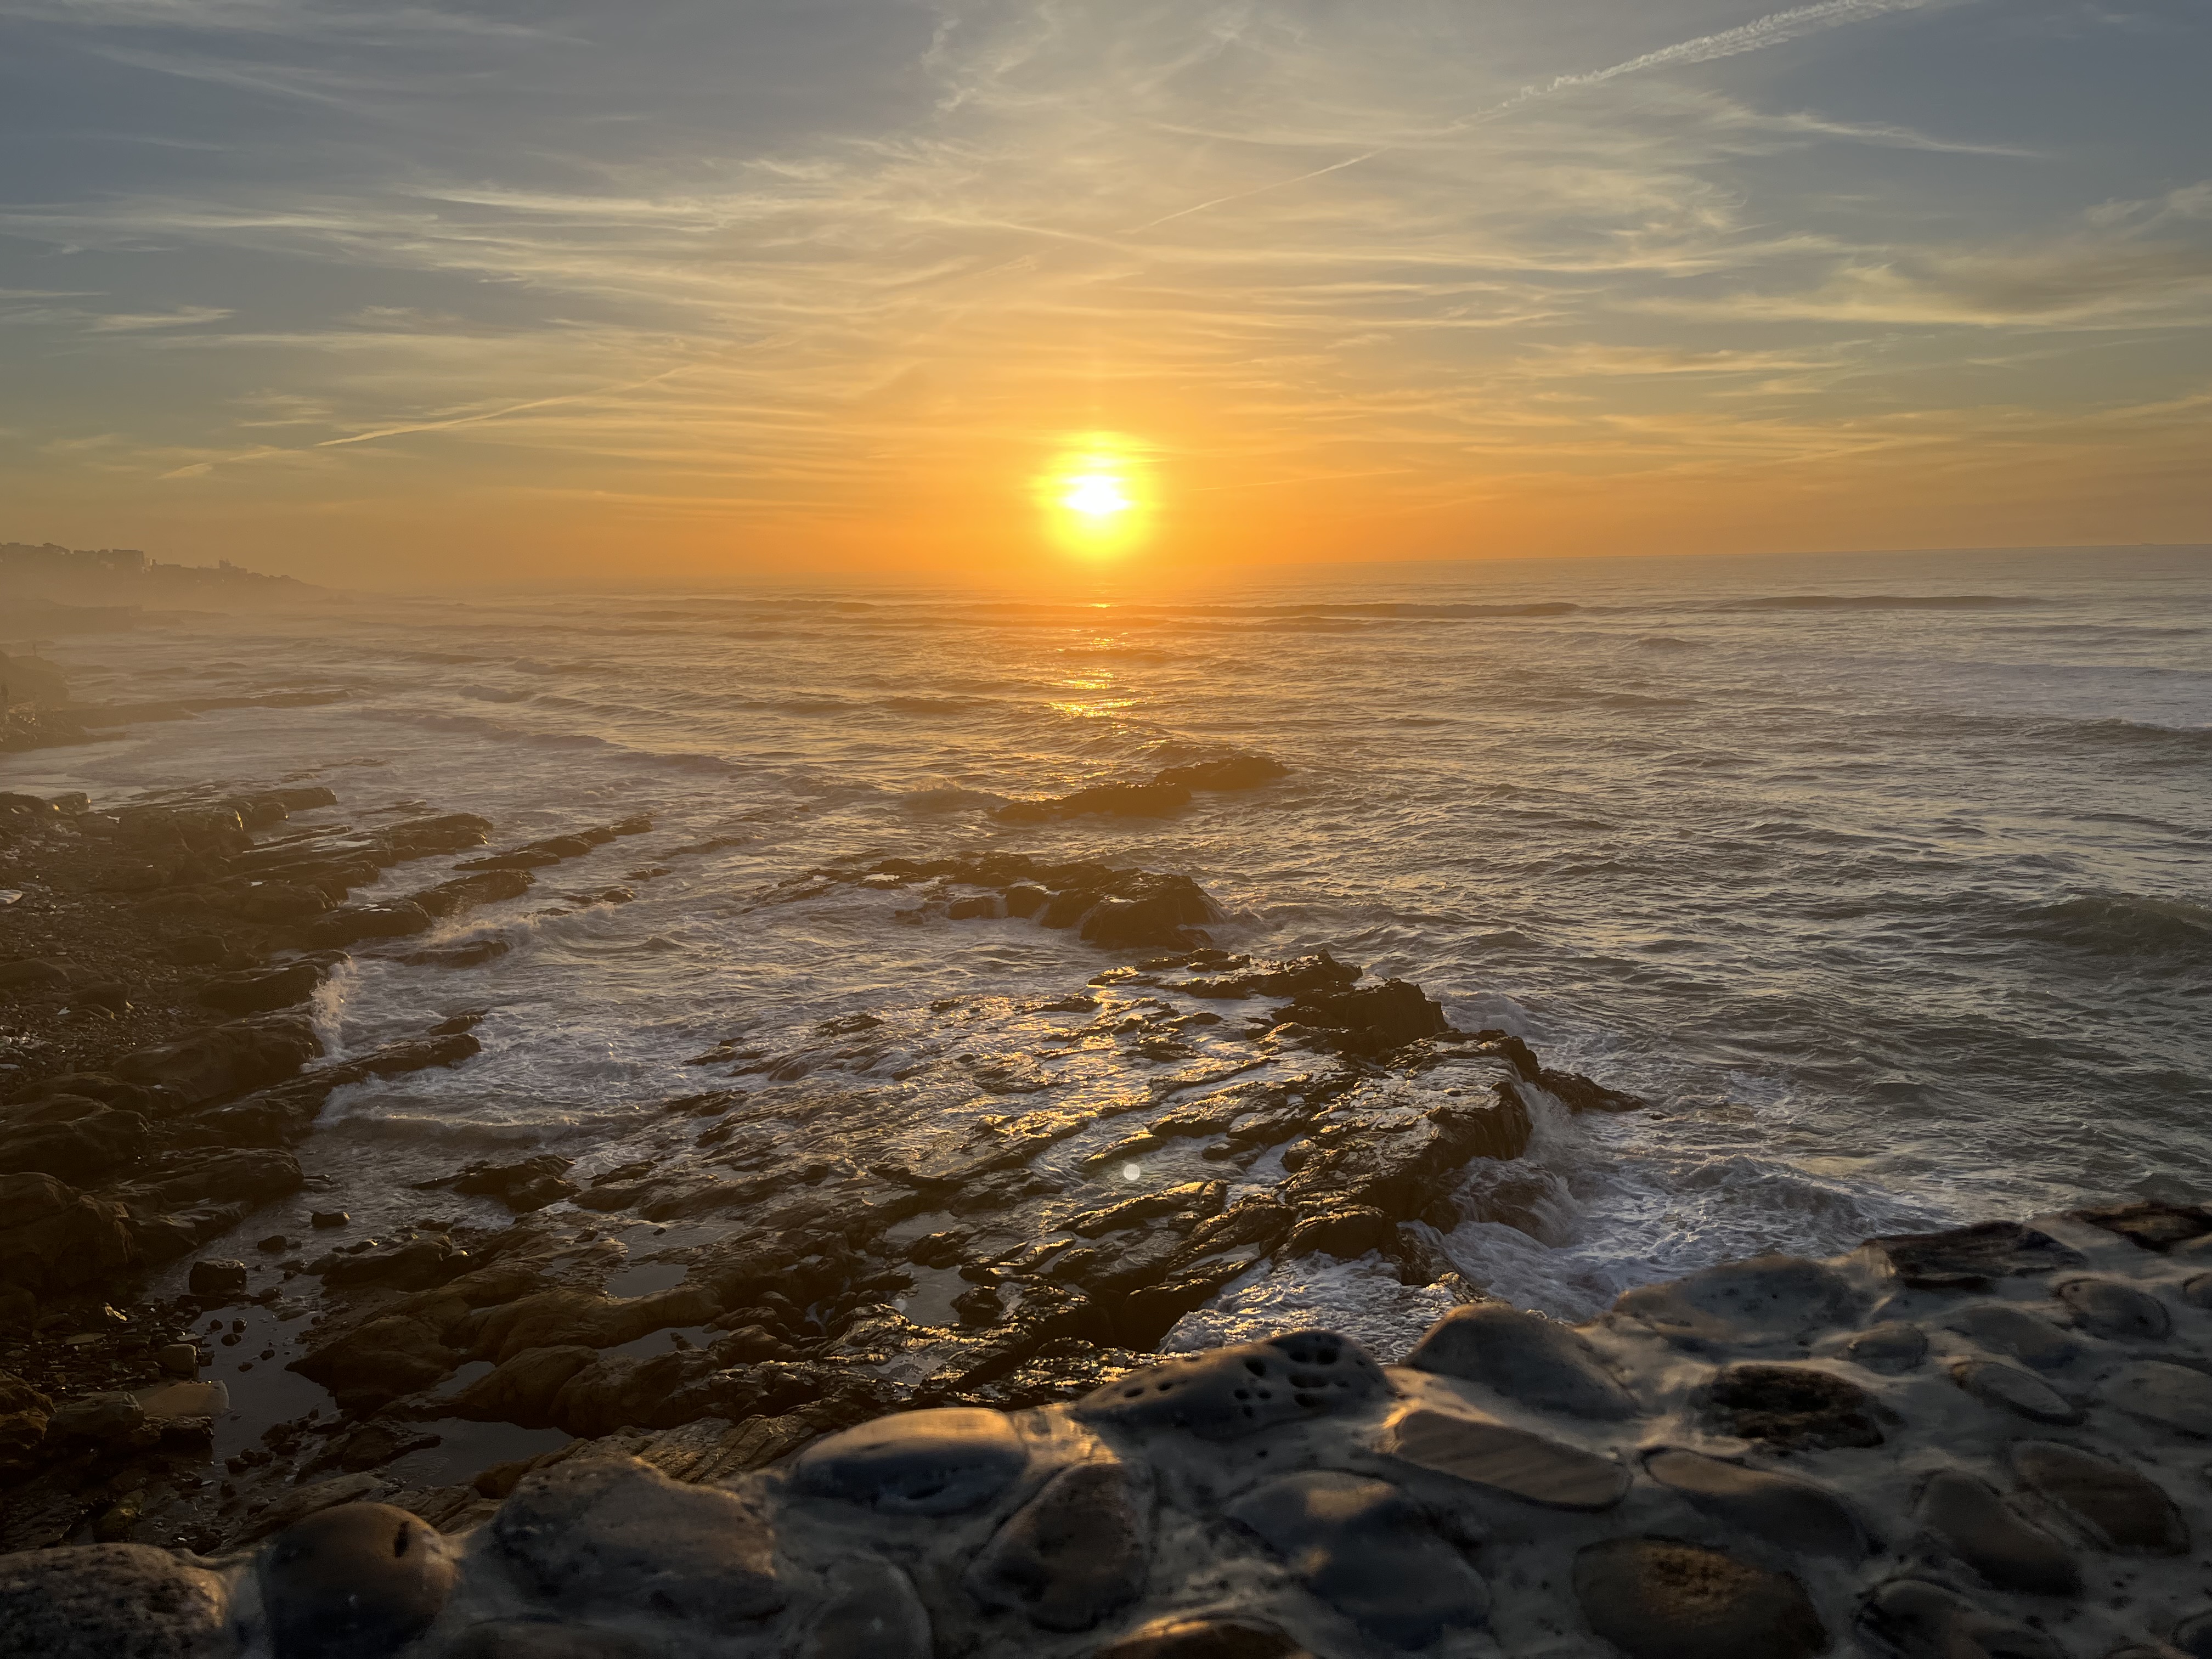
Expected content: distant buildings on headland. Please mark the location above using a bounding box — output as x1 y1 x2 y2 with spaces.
1 541 321 633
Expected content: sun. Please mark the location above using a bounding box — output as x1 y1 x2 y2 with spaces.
1061 473 1133 520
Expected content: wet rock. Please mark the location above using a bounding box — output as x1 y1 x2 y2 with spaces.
464 1284 721 1363
1574 1537 1825 1659
1178 951 1359 1001
1003 884 1048 918
1152 754 1290 792
1915 1470 2080 1595
2101 1361 2212 1436
1274 979 1447 1055
947 894 1001 921
1867 1221 2085 1291
1067 1181 1227 1237
0 1096 150 1183
1227 1470 1488 1648
1644 1448 1866 1556
187 1258 250 1299
1078 874 1221 951
382 812 495 859
1088 1618 1312 1659
1074 1329 1388 1441
1282 1206 1395 1261
50 1389 148 1443
1404 1301 1638 1418
292 1314 459 1407
317 1234 470 1292
446 1623 654 1659
550 1347 713 1437
1944 1302 2081 1371
0 1542 232 1659
2056 1277 2171 1341
1705 1363 1884 1448
451 1155 580 1214
966 1459 1152 1633
310 1420 441 1475
123 1149 303 1212
1381 1406 1630 1510
0 1172 139 1294
2070 1200 2212 1252
313 1210 350 1228
1858 1578 2061 1659
493 1455 786 1624
2010 1440 2187 1555
0 1370 54 1457
792 1406 1026 1516
116 1012 321 1105
1533 1066 1649 1114
1949 1360 2084 1425
1842 1321 1929 1374
229 882 333 924
197 958 332 1015
800 1556 931 1659
403 938 514 969
261 1503 455 1659
411 869 532 918
452 1346 599 1428
0 958 68 991
1276 1092 1531 1218
1616 1254 1861 1350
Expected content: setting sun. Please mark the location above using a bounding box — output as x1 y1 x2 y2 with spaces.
1062 474 1133 520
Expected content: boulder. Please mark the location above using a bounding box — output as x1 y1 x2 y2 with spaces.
116 1013 321 1105
261 1504 455 1659
196 958 334 1015
0 1096 150 1182
1949 1360 2084 1426
1615 1254 1861 1350
2010 1440 2187 1555
797 1556 932 1659
966 1459 1152 1633
304 902 435 949
0 1172 139 1294
1404 1302 1638 1419
1915 1471 2080 1595
0 1370 54 1459
452 1155 580 1214
1381 1407 1630 1510
1644 1448 1866 1557
1575 1538 1825 1659
0 1543 232 1659
450 1347 599 1428
1866 1221 2084 1290
793 1407 1027 1516
1857 1578 2060 1659
2055 1276 2171 1341
1276 979 1448 1054
1703 1364 1883 1448
187 1258 250 1300
292 1314 460 1407
1075 1329 1386 1441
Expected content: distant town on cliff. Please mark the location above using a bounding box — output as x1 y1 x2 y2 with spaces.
1 541 317 620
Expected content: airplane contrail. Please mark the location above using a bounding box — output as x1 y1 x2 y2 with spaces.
1126 0 1957 233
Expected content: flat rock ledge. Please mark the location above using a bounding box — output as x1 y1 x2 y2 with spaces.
10 1203 2212 1659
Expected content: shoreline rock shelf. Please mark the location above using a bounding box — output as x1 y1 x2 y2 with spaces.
12 1209 2212 1656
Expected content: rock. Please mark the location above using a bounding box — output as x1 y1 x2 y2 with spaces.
1615 1254 1861 1349
0 958 67 990
966 1459 1152 1633
799 1556 932 1659
1003 885 1048 918
2008 1441 2186 1555
157 1343 199 1373
1152 754 1290 792
1534 1066 1649 1113
311 1421 439 1475
1227 1470 1488 1649
452 1155 580 1214
793 1406 1026 1516
0 1096 150 1183
1858 1578 2061 1659
197 959 332 1015
51 1390 149 1442
0 1542 232 1659
1867 1221 2085 1290
123 1149 303 1212
318 1235 470 1292
1077 874 1220 951
493 1455 785 1624
404 939 513 969
1644 1448 1866 1557
1276 979 1448 1054
1404 1301 1638 1419
946 894 1001 921
260 1503 455 1659
1842 1322 1928 1374
313 1211 350 1228
1281 1206 1394 1261
2056 1277 2171 1341
0 1172 139 1294
1088 1619 1312 1659
236 1474 390 1544
1944 1302 2081 1371
450 1346 600 1428
445 1623 654 1659
305 902 436 949
116 1013 321 1105
1574 1537 1825 1659
1276 1093 1531 1219
2101 1361 2212 1436
2070 1200 2212 1252
187 1258 250 1300
291 1314 459 1407
465 1284 721 1364
0 1370 54 1457
383 812 495 859
1949 1360 2084 1425
1074 1329 1388 1441
1380 1406 1630 1510
1705 1364 1883 1448
230 882 332 924
134 1380 226 1421
1915 1470 2081 1595
1180 951 1359 1001
410 870 532 918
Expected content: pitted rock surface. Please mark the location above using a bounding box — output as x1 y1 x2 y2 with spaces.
1088 1616 1313 1658
1572 1537 1825 1659
800 1555 931 1659
492 1455 785 1624
1705 1363 1884 1448
1944 1302 2081 1372
966 1459 1152 1633
1615 1254 1861 1350
1869 1221 2085 1290
1950 1360 2084 1425
0 1544 231 1659
1074 1329 1386 1440
2009 1440 2187 1555
792 1406 1027 1516
261 1503 456 1659
1912 1471 2081 1596
1403 1301 1638 1418
1644 1448 1866 1557
2102 1361 2212 1436
1226 1470 1488 1649
2055 1276 2171 1341
1858 1577 2062 1659
1841 1321 1928 1374
1381 1406 1631 1510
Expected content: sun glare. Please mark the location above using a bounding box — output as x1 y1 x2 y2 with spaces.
1042 438 1150 555
1062 473 1133 520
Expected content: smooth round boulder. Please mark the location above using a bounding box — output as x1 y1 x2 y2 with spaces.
445 1623 654 1659
2056 1277 2171 1341
1403 1302 1638 1418
2011 1441 2188 1555
1088 1618 1313 1658
1842 1321 1928 1374
2102 1362 2212 1436
0 1543 232 1659
964 1460 1151 1634
260 1503 454 1659
1949 1361 2084 1425
1573 1537 1824 1659
1914 1471 2080 1596
1644 1448 1865 1558
1859 1578 2061 1659
792 1407 1026 1516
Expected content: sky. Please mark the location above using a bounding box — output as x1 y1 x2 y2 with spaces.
1 0 2207 588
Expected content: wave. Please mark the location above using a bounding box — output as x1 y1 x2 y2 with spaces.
2011 894 2212 958
1725 595 2047 612
1636 635 1705 650
2028 717 2212 761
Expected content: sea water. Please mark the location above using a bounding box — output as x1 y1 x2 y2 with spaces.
8 543 2208 1342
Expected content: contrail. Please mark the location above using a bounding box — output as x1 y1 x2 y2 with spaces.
1126 0 1954 233
315 363 696 449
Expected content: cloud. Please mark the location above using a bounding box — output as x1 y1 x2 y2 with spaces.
87 305 235 331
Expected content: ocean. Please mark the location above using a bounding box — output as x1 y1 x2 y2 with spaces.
9 543 2209 1355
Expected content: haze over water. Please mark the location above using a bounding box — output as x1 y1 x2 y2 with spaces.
14 543 2203 1339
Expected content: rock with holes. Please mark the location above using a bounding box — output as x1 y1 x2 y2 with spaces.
1087 1617 1313 1658
492 1455 784 1626
0 1543 233 1659
1704 1364 1883 1448
1949 1361 2083 1425
792 1407 1027 1516
1402 1302 1638 1418
1380 1406 1630 1510
261 1504 456 1659
1841 1322 1928 1374
2010 1441 2186 1555
1858 1578 2061 1659
1913 1471 2080 1596
1226 1470 1487 1649
1572 1537 1825 1659
2102 1361 2212 1436
798 1555 931 1659
966 1460 1152 1633
1615 1254 1861 1350
1644 1448 1866 1558
2055 1277 2170 1341
1867 1222 2084 1290
1944 1303 2080 1372
1073 1330 1387 1441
